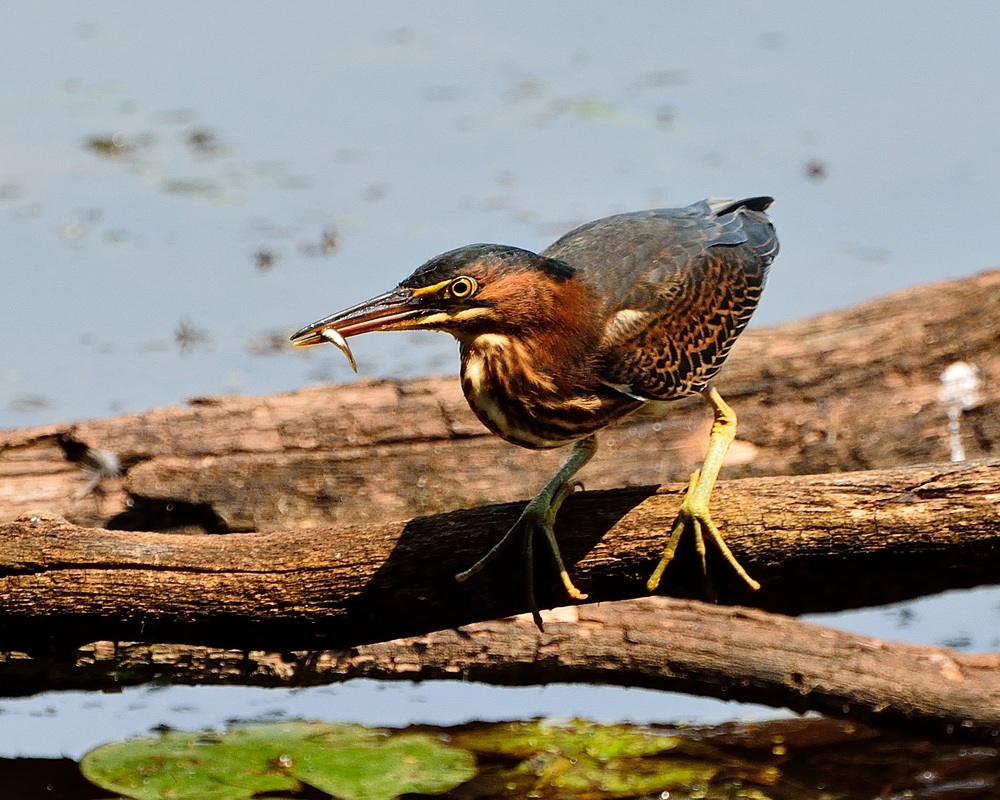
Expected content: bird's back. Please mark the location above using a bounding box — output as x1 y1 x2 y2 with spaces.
542 197 778 401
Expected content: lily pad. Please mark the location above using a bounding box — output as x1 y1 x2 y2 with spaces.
453 718 688 759
291 730 476 800
513 751 719 798
79 727 300 800
80 721 476 800
453 719 775 799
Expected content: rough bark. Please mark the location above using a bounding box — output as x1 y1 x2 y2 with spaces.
1 459 998 654
3 598 996 742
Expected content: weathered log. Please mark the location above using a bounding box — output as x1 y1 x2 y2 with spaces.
4 597 996 742
3 268 1000 534
1 459 998 655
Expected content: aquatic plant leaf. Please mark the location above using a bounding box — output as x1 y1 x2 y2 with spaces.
291 730 476 800
518 752 719 797
79 728 300 800
80 722 475 800
453 718 687 759
453 719 775 799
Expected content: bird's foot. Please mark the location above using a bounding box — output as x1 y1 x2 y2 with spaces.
456 479 587 630
646 470 760 595
526 479 589 600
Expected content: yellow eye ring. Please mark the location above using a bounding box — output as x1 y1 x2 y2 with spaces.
449 276 477 299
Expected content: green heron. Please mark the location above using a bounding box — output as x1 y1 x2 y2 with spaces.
291 197 778 624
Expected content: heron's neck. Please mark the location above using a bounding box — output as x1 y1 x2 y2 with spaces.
456 322 637 449
459 322 598 400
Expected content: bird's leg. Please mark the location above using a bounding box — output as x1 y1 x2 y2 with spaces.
521 478 583 628
646 385 760 593
456 435 598 620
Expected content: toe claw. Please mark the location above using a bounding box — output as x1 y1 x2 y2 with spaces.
647 472 757 595
455 437 598 621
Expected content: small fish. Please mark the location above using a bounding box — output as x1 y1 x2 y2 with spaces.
321 327 358 372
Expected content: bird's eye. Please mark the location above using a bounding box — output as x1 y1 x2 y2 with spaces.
449 276 477 299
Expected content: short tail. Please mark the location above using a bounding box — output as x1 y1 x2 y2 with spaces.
708 196 774 216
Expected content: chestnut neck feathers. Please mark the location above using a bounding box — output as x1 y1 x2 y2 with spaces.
425 248 641 449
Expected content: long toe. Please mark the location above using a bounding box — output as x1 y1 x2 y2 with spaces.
647 475 759 594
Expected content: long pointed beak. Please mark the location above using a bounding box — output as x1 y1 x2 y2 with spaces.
289 287 429 371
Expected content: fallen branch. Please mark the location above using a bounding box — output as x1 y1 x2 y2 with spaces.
2 597 998 742
1 460 998 655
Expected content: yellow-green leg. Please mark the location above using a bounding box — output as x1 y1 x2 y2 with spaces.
456 435 598 626
647 385 760 593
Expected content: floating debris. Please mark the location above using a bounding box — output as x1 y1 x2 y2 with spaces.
175 318 210 355
7 394 52 413
161 178 218 196
320 227 338 254
185 127 221 156
299 227 339 258
254 247 278 271
85 134 133 159
804 159 827 181
246 330 289 356
84 132 153 159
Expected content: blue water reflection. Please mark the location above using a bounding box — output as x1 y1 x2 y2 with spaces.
4 2 1000 427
